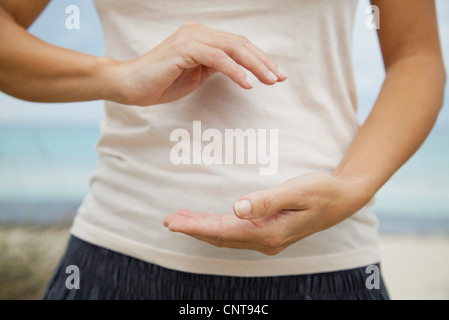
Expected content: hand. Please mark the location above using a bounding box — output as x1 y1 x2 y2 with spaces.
163 172 372 255
110 21 287 106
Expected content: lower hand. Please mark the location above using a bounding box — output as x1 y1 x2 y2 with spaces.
163 172 371 255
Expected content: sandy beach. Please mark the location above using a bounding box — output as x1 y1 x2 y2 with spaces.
379 234 449 300
0 225 448 300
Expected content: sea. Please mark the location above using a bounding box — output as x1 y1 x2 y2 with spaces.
0 124 448 234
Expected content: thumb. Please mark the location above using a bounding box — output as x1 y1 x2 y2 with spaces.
233 185 297 220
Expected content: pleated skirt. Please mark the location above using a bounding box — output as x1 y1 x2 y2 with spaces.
43 235 389 300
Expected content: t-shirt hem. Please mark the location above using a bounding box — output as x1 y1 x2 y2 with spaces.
70 215 381 277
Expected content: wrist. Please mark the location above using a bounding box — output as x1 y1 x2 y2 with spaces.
93 56 130 104
331 169 378 208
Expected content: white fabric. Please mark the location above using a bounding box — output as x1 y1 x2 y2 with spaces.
70 0 381 276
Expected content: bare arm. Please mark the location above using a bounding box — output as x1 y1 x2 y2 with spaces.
332 0 446 199
0 0 50 28
0 0 117 103
0 1 286 105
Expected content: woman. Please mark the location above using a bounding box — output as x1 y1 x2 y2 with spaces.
0 0 445 299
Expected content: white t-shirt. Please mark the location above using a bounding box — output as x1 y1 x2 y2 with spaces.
71 0 381 276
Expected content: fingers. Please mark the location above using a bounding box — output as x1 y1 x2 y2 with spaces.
198 27 287 83
226 44 280 86
197 33 280 85
164 210 260 241
186 42 254 89
163 210 290 255
233 185 307 220
243 43 288 82
175 22 287 88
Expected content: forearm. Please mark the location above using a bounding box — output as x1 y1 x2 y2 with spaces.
0 7 120 103
333 55 446 202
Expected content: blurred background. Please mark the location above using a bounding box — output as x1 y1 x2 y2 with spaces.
0 0 448 299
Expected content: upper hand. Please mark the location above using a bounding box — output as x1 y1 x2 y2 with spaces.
163 172 372 255
110 21 287 106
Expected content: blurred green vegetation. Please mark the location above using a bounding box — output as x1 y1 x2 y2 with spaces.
0 226 70 300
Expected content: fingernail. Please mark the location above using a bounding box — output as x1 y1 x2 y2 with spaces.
245 75 255 88
267 70 278 82
234 199 252 218
277 66 287 79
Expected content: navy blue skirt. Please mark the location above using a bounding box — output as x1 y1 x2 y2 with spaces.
43 235 389 300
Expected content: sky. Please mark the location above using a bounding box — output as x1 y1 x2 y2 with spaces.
0 0 448 129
